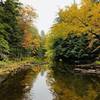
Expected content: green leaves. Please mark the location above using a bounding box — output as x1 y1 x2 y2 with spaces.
0 36 9 60
49 33 99 64
0 36 9 52
0 0 40 59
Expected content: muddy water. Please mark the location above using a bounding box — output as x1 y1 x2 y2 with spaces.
0 65 100 100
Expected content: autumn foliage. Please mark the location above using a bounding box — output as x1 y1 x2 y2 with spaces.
0 0 40 59
18 6 40 55
45 0 100 64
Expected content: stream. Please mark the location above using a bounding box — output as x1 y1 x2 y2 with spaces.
0 65 100 100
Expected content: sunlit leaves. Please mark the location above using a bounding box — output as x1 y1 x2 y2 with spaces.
45 0 100 63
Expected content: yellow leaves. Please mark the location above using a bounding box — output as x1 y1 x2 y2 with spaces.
32 36 41 49
22 31 40 52
79 0 100 34
82 0 93 8
22 31 33 48
90 3 100 34
68 4 79 17
33 38 40 47
51 0 100 38
18 5 40 53
83 85 97 100
45 0 100 60
32 66 41 72
58 5 78 24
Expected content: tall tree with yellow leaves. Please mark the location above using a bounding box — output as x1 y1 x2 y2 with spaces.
51 0 100 39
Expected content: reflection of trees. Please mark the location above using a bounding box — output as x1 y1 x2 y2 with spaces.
21 70 38 89
0 71 27 100
32 64 49 76
41 65 48 76
0 69 39 100
21 69 39 100
22 65 48 99
47 70 100 100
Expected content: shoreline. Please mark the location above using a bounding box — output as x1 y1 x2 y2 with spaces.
0 59 34 84
0 57 47 84
74 63 100 76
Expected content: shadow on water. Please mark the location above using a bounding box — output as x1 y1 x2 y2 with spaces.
0 64 100 100
47 69 100 100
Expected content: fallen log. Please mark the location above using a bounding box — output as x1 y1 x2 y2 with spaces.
74 68 100 75
75 64 100 69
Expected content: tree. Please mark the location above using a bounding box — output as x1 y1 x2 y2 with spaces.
18 6 40 56
0 0 40 59
1 0 24 57
0 36 9 60
52 0 100 40
45 0 100 64
0 0 10 60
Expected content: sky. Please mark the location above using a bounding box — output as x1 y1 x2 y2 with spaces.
20 0 81 33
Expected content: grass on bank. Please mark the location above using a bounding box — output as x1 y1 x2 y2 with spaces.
0 57 44 76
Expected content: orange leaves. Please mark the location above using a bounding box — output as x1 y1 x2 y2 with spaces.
22 30 40 54
22 31 33 48
18 5 40 51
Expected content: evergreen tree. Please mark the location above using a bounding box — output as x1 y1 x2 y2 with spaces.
3 0 24 57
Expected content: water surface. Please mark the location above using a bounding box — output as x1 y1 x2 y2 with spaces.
0 65 100 100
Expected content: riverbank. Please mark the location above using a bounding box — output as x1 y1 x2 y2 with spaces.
0 57 48 84
0 57 45 76
52 61 100 77
74 63 100 76
68 60 100 77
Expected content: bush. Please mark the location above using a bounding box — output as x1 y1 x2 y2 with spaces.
51 33 99 64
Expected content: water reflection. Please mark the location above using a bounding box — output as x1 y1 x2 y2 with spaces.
0 65 53 100
28 71 53 100
23 65 53 100
0 65 100 100
47 71 100 100
0 67 40 100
